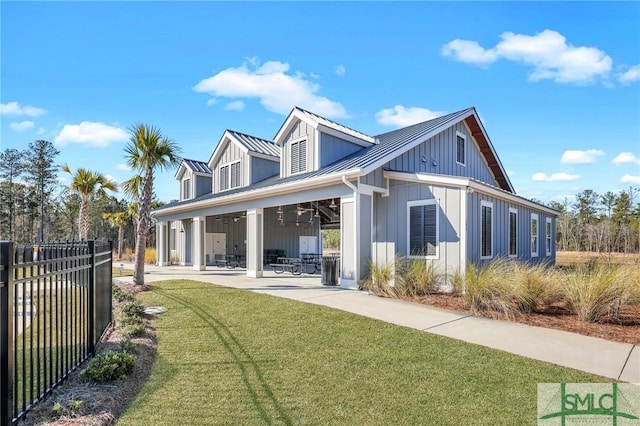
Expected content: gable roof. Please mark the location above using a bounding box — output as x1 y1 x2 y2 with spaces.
157 106 515 216
208 129 280 167
174 158 212 179
274 106 375 147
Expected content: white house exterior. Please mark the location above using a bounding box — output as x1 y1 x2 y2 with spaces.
153 106 558 288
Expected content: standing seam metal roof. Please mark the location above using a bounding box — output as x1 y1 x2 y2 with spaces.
182 159 212 174
227 130 280 158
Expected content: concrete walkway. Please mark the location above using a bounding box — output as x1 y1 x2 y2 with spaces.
113 263 639 384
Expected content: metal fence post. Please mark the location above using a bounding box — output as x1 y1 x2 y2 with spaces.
87 240 96 356
1 242 15 426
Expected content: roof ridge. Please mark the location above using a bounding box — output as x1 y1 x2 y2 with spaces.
373 107 475 139
293 106 373 140
227 129 277 144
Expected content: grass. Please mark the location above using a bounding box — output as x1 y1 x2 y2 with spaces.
557 250 640 267
119 279 603 425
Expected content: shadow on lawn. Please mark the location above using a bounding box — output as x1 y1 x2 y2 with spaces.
152 288 293 425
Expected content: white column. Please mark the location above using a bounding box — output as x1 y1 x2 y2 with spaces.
340 196 358 289
157 221 170 266
246 208 263 278
192 216 206 271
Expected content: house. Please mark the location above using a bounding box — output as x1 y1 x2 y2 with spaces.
153 106 558 288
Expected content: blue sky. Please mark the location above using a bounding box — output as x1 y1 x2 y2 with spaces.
1 1 639 205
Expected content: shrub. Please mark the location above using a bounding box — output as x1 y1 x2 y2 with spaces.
395 258 440 297
121 300 145 317
112 284 134 303
122 323 146 338
513 262 559 314
463 259 525 319
80 350 135 382
361 259 396 297
120 339 137 354
145 247 156 264
560 264 633 322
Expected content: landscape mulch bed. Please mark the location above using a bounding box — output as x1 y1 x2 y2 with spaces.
403 293 640 346
18 284 157 426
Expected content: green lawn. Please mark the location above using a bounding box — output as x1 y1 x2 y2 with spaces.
119 280 603 425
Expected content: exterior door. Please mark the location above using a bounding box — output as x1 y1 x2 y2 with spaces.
206 233 226 265
299 236 318 256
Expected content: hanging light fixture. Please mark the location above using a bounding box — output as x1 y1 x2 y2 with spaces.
329 198 337 209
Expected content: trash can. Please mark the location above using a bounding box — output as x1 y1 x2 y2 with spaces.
321 257 339 286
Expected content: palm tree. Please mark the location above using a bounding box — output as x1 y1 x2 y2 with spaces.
102 210 130 259
124 124 181 285
62 164 118 240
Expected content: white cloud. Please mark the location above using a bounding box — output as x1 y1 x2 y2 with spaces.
105 174 117 184
441 30 612 84
440 39 498 65
0 101 46 117
224 100 245 111
375 105 446 127
532 172 580 182
206 98 217 106
9 120 34 131
334 64 346 76
54 122 128 147
560 149 604 164
37 127 45 135
612 152 640 165
116 164 131 171
193 59 348 118
619 65 640 84
620 174 640 184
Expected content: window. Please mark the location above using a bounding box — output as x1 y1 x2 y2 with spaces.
219 161 241 192
509 208 518 257
230 161 241 188
182 178 190 200
290 139 307 174
219 165 229 191
531 214 539 257
456 132 466 165
481 201 493 259
407 200 438 258
546 218 552 256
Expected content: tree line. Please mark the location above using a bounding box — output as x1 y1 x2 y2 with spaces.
547 188 640 253
1 124 181 285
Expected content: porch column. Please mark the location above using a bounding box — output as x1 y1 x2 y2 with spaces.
192 216 205 271
246 208 263 278
157 221 170 266
340 196 358 289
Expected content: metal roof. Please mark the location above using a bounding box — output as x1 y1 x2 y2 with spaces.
158 106 515 214
182 158 212 174
227 130 280 158
295 107 375 144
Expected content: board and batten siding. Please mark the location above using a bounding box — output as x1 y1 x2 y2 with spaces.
250 157 279 184
213 141 248 193
373 180 463 277
360 168 385 188
195 174 212 198
466 192 556 265
281 120 316 177
384 122 497 187
319 133 362 168
359 193 372 281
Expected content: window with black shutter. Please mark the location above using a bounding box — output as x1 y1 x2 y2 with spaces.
481 202 493 258
509 209 517 257
456 135 465 165
290 139 307 174
408 201 438 257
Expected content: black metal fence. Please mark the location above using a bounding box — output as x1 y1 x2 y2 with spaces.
0 240 113 425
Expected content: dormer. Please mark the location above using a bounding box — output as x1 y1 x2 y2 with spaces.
208 130 280 194
175 159 212 201
274 107 375 178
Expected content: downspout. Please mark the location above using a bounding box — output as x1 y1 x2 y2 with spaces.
342 175 357 192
